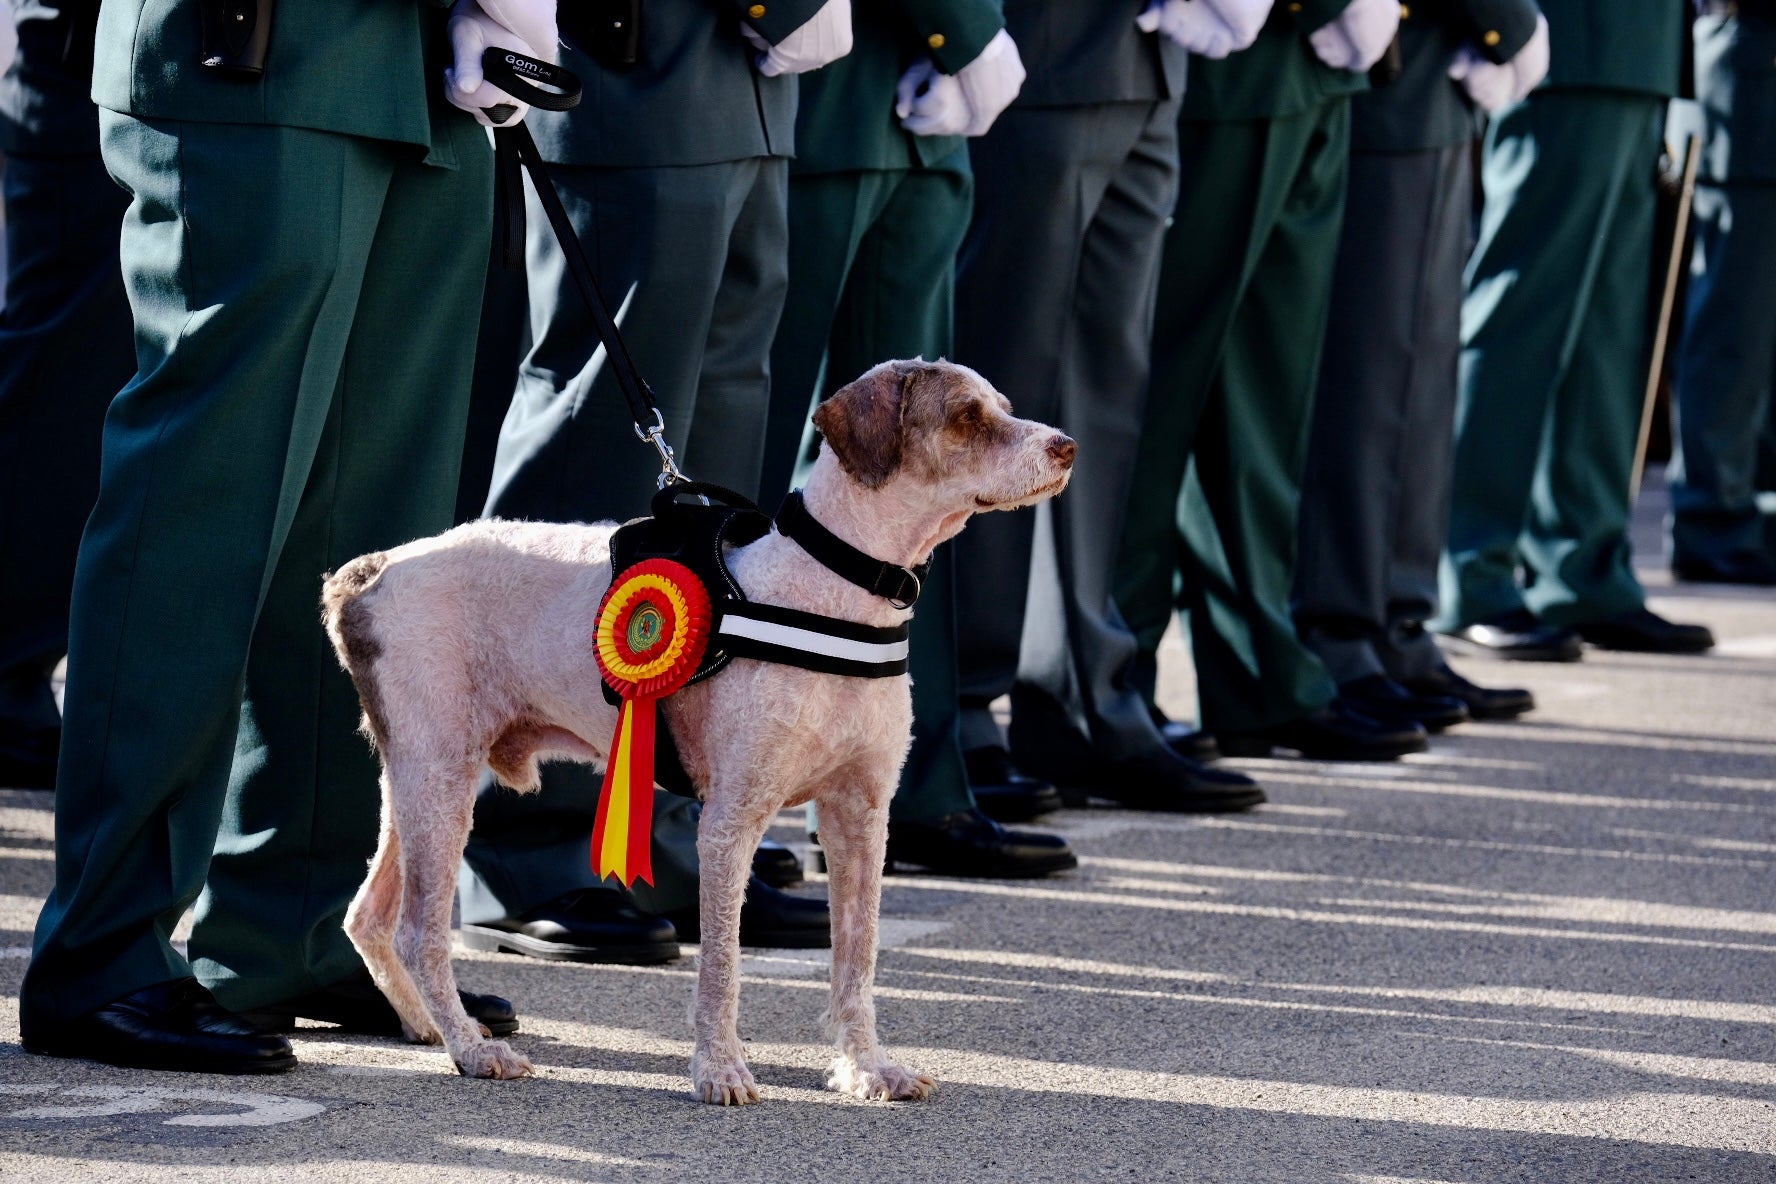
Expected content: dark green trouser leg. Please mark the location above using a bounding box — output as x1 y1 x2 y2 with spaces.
1668 181 1776 565
0 149 135 760
1115 104 1345 737
1296 144 1471 685
1438 92 1661 630
462 158 788 920
767 164 976 824
191 130 493 1010
21 111 491 1032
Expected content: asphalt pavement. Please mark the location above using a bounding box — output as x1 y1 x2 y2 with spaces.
1 472 1773 1182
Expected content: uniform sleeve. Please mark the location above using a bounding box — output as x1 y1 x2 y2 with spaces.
1448 0 1541 64
889 0 1004 73
1286 0 1357 34
734 0 831 45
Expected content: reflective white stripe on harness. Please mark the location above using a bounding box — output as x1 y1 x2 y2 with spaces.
715 614 910 666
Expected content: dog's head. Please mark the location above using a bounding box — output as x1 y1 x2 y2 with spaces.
812 359 1075 518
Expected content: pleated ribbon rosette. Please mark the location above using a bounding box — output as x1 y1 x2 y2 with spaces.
591 558 713 886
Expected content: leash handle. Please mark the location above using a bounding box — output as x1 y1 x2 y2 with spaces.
485 48 687 488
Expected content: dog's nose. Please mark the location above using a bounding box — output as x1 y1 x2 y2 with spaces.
1048 434 1077 468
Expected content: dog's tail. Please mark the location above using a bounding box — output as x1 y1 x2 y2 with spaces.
321 552 392 748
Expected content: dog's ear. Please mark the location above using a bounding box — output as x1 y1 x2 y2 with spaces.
813 363 913 488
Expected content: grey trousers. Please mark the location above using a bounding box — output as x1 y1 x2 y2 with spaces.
1295 143 1471 684
462 157 789 919
952 99 1181 760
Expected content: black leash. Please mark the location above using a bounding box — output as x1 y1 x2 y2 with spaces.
480 49 687 487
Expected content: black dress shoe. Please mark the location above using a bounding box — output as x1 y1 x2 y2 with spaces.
885 808 1078 878
1337 674 1469 733
1148 706 1221 762
24 978 296 1075
964 745 1063 823
241 968 518 1038
1397 664 1533 720
752 837 805 889
1218 702 1428 761
1575 607 1715 654
459 885 680 964
1438 610 1582 662
663 876 831 949
1043 748 1264 813
1672 551 1776 587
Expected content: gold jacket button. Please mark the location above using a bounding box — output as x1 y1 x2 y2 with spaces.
1483 29 1502 47
927 32 946 49
1287 2 1302 10
748 4 766 18
1399 3 1411 17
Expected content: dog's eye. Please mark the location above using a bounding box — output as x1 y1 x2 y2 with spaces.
955 406 980 427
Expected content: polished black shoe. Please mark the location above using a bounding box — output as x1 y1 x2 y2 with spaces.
459 885 680 964
1671 551 1776 587
1148 706 1221 762
1045 748 1264 813
1397 664 1533 720
241 968 518 1038
1337 674 1469 733
1438 610 1582 662
24 978 296 1075
964 745 1063 823
663 876 831 949
1574 607 1715 654
752 836 805 889
885 808 1078 878
1218 702 1428 761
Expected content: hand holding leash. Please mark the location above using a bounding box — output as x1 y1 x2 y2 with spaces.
447 0 559 127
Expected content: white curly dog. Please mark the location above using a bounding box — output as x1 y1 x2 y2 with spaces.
320 358 1075 1104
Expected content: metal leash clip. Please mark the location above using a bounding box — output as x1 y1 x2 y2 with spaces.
633 409 687 489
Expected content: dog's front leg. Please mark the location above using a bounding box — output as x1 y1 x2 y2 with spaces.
817 786 935 1102
689 793 769 1105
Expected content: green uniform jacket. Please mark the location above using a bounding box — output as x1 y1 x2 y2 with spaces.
1182 2 1368 122
794 0 1003 175
540 0 824 167
1695 9 1776 183
1353 0 1541 151
91 0 462 159
1002 0 1185 108
1538 0 1683 97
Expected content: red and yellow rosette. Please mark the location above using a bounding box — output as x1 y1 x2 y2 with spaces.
591 558 712 886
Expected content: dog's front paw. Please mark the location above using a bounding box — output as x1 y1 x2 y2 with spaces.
827 1058 936 1102
692 1057 761 1106
401 1018 442 1045
453 1040 534 1080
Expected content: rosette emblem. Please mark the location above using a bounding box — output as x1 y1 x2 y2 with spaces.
590 559 713 885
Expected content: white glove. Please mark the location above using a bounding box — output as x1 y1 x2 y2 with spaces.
1308 0 1400 72
953 28 1025 136
1137 0 1272 59
896 58 971 136
743 0 853 77
1448 13 1550 113
445 0 559 127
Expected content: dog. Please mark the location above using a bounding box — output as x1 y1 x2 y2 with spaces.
320 358 1075 1103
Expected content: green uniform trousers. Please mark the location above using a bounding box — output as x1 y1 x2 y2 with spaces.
1115 101 1349 735
21 111 492 1030
763 164 976 824
0 148 135 764
462 158 788 919
1436 91 1663 629
1669 181 1776 565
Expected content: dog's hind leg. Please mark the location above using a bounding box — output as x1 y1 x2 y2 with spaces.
816 783 934 1102
344 771 436 1044
688 792 772 1105
392 756 533 1080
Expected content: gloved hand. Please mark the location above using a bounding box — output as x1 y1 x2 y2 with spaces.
445 0 559 127
952 28 1025 136
1308 0 1400 72
896 58 971 136
1136 0 1273 60
1447 12 1550 112
742 0 853 77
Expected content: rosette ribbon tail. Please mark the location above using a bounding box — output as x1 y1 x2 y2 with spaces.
591 695 657 887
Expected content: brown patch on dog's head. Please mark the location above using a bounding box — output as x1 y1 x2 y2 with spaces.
813 361 915 488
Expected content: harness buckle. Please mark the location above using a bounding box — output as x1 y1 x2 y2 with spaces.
873 565 922 611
